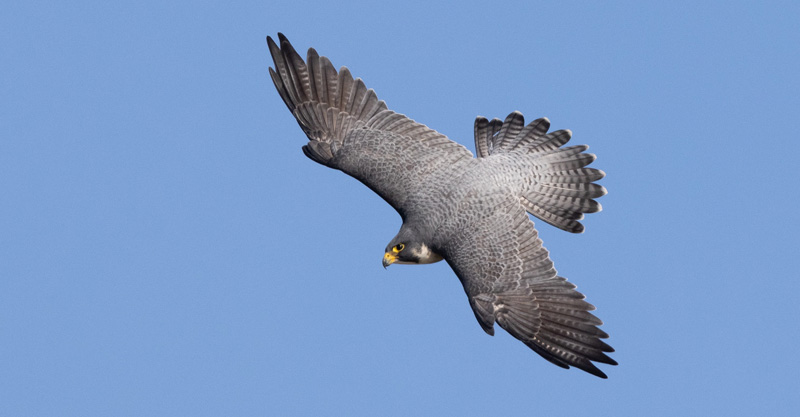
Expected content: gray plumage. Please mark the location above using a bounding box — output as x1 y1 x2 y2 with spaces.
267 33 616 378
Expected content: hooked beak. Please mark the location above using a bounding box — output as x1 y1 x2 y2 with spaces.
382 252 397 268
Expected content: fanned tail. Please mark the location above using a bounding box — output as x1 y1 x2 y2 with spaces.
474 111 606 233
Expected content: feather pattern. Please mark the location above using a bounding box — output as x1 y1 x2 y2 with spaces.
441 198 615 378
268 34 613 378
473 112 606 233
267 33 472 213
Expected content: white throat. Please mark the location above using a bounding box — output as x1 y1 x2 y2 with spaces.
412 243 444 264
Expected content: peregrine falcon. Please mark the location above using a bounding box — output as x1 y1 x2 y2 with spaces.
267 33 616 378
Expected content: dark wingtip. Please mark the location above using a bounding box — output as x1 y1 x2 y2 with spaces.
579 362 610 379
266 35 276 47
267 33 289 47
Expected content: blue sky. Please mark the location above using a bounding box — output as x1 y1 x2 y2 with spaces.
2 0 799 415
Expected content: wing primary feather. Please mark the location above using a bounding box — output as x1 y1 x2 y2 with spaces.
307 47 323 103
277 34 309 105
280 36 312 103
268 67 294 111
267 36 298 109
336 67 354 112
320 56 338 108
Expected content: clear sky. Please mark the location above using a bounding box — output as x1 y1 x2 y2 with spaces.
2 0 799 415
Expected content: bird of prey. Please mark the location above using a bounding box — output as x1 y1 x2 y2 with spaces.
266 33 616 378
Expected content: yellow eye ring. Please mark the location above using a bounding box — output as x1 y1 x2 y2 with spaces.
394 243 405 252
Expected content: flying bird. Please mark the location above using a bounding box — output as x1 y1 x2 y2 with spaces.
266 33 616 378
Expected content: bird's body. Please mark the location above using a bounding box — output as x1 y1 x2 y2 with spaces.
267 33 616 378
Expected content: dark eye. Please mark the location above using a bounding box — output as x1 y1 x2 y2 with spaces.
395 243 405 252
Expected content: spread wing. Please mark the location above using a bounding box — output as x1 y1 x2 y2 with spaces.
267 33 473 216
440 197 616 378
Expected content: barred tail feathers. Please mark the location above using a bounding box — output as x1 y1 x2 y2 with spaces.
473 111 606 233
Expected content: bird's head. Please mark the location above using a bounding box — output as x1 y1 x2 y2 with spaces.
382 234 443 268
